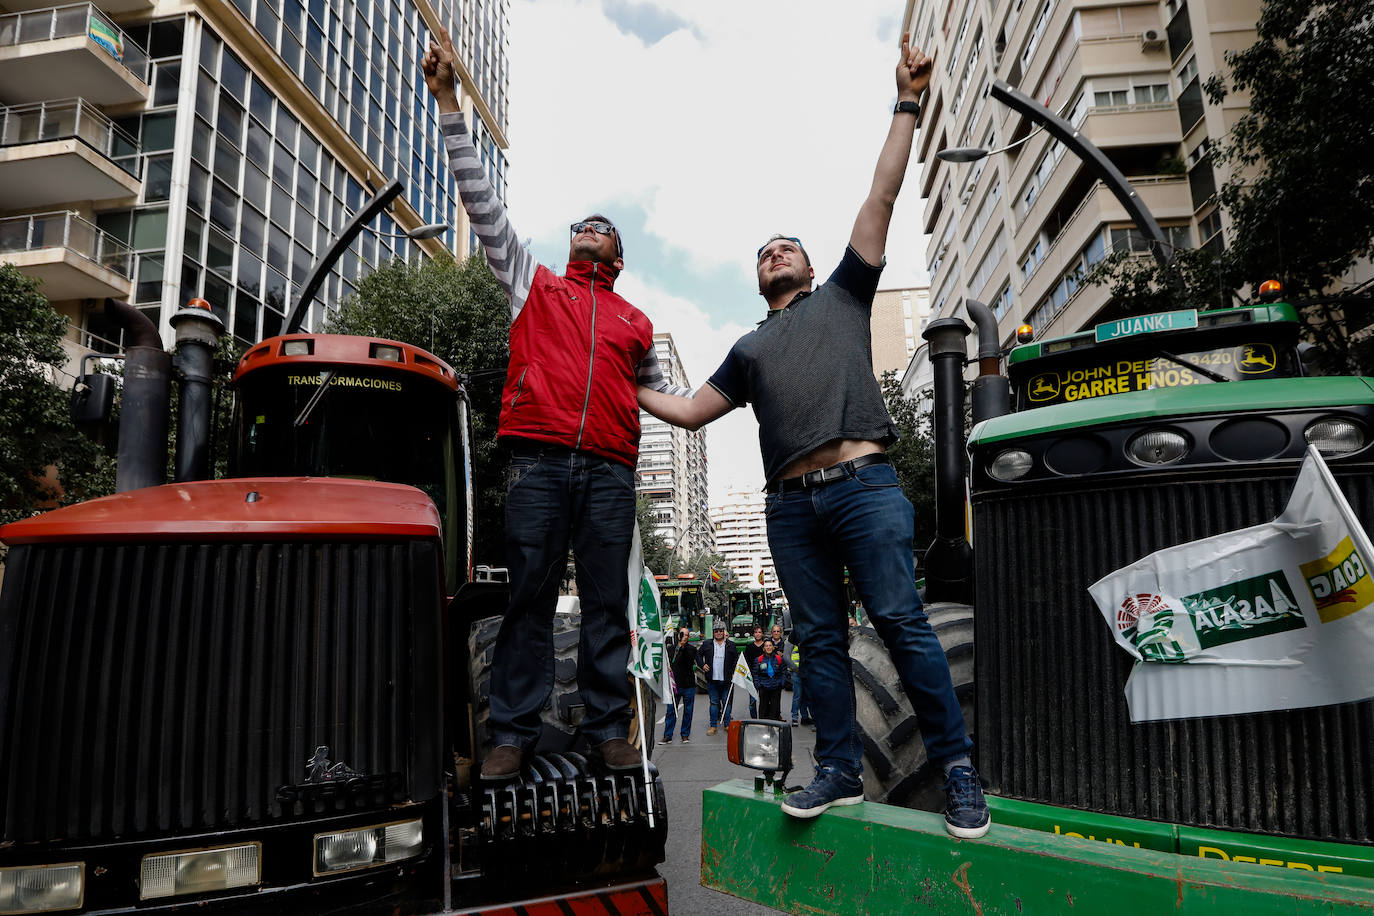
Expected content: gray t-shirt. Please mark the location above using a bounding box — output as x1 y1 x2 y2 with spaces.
707 246 897 483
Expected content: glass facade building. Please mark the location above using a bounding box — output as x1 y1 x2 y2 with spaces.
0 0 509 355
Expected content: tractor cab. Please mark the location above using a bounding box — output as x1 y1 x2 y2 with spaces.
230 333 474 590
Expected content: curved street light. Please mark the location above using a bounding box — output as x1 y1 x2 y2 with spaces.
936 80 1180 289
285 181 451 334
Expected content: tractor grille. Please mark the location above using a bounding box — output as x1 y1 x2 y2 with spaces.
973 468 1374 845
0 539 442 844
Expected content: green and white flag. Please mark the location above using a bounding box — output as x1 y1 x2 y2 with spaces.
627 522 666 700
731 648 758 700
1089 446 1374 722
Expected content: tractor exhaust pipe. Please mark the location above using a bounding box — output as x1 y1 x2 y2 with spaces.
104 298 170 493
965 299 1010 424
170 299 225 482
920 317 974 604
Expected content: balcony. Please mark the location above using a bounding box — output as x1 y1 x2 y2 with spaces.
0 4 149 106
2 0 152 12
0 210 132 300
0 99 140 208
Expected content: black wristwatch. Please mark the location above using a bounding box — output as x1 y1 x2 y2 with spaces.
893 99 921 117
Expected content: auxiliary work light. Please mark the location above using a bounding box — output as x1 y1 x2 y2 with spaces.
726 720 793 791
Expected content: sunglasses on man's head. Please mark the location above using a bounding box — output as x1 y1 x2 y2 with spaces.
570 220 616 236
757 236 803 261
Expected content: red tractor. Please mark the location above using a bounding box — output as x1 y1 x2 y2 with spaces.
0 300 666 915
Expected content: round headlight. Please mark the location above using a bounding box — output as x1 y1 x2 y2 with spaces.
989 449 1033 481
1127 429 1190 466
1305 418 1366 456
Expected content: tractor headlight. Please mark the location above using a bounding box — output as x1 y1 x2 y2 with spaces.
314 819 423 875
0 863 83 913
989 449 1033 481
1305 418 1366 456
140 844 259 900
726 720 793 774
1126 429 1190 466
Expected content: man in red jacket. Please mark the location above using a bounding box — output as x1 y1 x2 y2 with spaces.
424 29 689 781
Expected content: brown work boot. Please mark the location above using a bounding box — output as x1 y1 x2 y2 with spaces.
480 744 525 782
595 737 642 772
707 726 718 736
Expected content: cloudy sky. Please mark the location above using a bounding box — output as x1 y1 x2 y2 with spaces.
501 0 929 503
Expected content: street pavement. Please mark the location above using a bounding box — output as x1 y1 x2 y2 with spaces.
650 688 816 916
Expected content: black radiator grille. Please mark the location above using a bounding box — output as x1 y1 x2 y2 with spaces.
973 469 1374 845
0 539 442 844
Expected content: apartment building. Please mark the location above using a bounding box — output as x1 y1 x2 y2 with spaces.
906 0 1257 344
0 0 509 381
636 332 714 557
708 487 774 590
871 284 931 378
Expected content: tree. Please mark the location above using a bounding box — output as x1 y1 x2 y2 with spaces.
1085 0 1374 371
881 371 936 547
0 265 115 526
326 253 511 562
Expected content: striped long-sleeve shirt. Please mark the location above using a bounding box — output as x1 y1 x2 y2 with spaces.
439 111 691 397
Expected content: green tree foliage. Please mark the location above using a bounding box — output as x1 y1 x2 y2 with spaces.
1086 0 1374 370
881 370 936 548
0 266 115 526
326 253 511 561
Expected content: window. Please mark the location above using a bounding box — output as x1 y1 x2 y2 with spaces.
1093 88 1128 107
1176 54 1198 90
1135 83 1170 103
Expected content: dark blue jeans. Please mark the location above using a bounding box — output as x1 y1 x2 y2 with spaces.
706 680 733 728
790 670 810 721
766 462 971 777
663 687 695 738
489 443 637 750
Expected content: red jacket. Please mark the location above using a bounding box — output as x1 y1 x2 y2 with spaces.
498 261 653 466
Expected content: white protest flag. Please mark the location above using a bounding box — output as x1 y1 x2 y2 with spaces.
626 522 666 700
1088 446 1374 722
731 649 758 700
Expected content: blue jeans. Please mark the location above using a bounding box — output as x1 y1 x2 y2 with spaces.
706 680 733 728
489 443 637 750
791 670 811 721
663 687 695 738
766 462 971 777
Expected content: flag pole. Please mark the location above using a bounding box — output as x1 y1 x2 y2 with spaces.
635 675 655 828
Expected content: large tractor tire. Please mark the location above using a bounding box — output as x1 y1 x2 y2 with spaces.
469 613 656 758
849 601 974 809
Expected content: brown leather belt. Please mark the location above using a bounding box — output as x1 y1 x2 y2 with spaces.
766 453 890 494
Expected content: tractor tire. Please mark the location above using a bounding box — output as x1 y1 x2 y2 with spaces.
849 601 974 810
469 613 656 758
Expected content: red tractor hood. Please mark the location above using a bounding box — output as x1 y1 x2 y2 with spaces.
0 478 442 545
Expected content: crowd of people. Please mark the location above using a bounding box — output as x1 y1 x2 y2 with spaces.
661 620 815 743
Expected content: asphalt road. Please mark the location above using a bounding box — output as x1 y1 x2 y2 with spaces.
649 688 816 916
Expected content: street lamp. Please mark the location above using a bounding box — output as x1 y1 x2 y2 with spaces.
937 125 1046 163
935 80 1179 285
284 179 451 334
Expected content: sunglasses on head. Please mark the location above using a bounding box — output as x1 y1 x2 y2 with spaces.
570 220 616 236
757 236 803 261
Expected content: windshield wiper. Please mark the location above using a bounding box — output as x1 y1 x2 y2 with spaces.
1157 350 1230 383
293 370 335 427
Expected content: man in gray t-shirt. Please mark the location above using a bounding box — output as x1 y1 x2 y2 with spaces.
637 34 989 838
